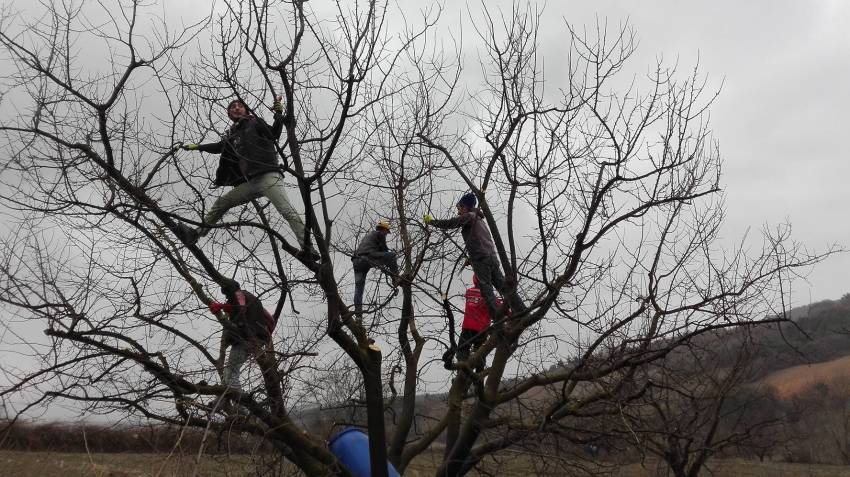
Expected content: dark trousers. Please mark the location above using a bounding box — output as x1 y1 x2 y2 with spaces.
470 254 527 317
456 328 487 361
352 253 398 311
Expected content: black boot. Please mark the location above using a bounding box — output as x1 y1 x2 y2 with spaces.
172 222 199 245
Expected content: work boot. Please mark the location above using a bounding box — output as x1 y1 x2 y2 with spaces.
295 245 321 261
173 222 199 245
441 349 455 370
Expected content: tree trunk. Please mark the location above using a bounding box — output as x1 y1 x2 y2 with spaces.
364 343 389 477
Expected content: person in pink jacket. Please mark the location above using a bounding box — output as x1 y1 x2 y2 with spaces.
456 274 504 362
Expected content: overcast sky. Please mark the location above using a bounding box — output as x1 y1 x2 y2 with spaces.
418 0 850 305
3 0 849 420
14 0 845 303
263 0 850 305
581 0 850 305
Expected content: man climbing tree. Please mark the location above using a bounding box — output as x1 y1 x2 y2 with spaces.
208 280 278 397
178 97 318 259
425 193 526 318
352 220 398 316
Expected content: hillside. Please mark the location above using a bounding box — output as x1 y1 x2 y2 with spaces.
749 294 850 377
761 354 850 399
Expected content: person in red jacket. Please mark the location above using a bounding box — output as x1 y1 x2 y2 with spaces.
456 274 504 362
208 281 278 393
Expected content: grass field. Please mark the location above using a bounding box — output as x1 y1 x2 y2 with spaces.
1 451 849 476
760 354 850 399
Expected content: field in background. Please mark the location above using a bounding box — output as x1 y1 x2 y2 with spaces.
2 451 849 477
761 354 850 399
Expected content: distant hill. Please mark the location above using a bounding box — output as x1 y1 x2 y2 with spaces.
298 294 850 431
746 294 850 378
760 355 850 398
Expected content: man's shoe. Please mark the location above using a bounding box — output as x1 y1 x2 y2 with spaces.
173 223 199 245
299 248 321 261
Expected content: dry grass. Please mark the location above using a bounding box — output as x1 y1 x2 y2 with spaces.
760 355 850 399
2 451 850 477
0 451 262 477
403 451 850 477
614 458 850 477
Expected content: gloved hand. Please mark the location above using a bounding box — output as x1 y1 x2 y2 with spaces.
209 302 232 315
272 95 283 114
182 143 199 151
423 214 433 225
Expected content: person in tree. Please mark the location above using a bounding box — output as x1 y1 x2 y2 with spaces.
208 280 278 394
351 220 398 316
456 274 501 363
177 96 318 260
424 192 527 317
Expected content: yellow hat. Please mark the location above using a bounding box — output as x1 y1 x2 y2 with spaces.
377 220 391 231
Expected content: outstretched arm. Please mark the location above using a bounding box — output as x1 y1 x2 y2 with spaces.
258 96 285 140
430 213 472 230
183 141 224 154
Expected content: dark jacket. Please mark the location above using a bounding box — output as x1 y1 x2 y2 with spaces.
196 113 285 187
430 210 496 262
220 290 277 348
355 230 390 260
352 230 390 272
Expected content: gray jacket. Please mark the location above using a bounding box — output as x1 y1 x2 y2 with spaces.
354 230 390 260
430 210 496 261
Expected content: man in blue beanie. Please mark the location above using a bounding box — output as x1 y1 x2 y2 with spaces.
424 192 526 318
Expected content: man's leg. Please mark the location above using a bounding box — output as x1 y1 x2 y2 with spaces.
222 343 250 392
471 256 501 318
456 328 477 361
198 181 259 239
353 263 370 315
469 330 489 371
489 257 527 313
255 173 312 251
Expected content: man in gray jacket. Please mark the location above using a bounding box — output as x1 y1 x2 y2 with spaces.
425 193 526 318
177 97 318 259
352 220 398 316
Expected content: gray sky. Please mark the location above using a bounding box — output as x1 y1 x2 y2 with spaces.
118 0 850 303
2 0 848 420
614 0 850 305
429 0 850 305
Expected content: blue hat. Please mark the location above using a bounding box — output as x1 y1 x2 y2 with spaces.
457 192 476 209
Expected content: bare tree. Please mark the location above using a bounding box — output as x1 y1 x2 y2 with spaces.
0 1 828 476
606 332 785 477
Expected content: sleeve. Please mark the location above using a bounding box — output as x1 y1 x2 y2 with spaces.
196 141 224 154
256 115 284 141
430 213 472 230
377 233 389 253
270 112 284 140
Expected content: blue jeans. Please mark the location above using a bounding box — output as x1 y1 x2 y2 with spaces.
352 253 398 312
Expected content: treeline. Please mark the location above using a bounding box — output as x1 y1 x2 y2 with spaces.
753 294 850 374
0 421 267 454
